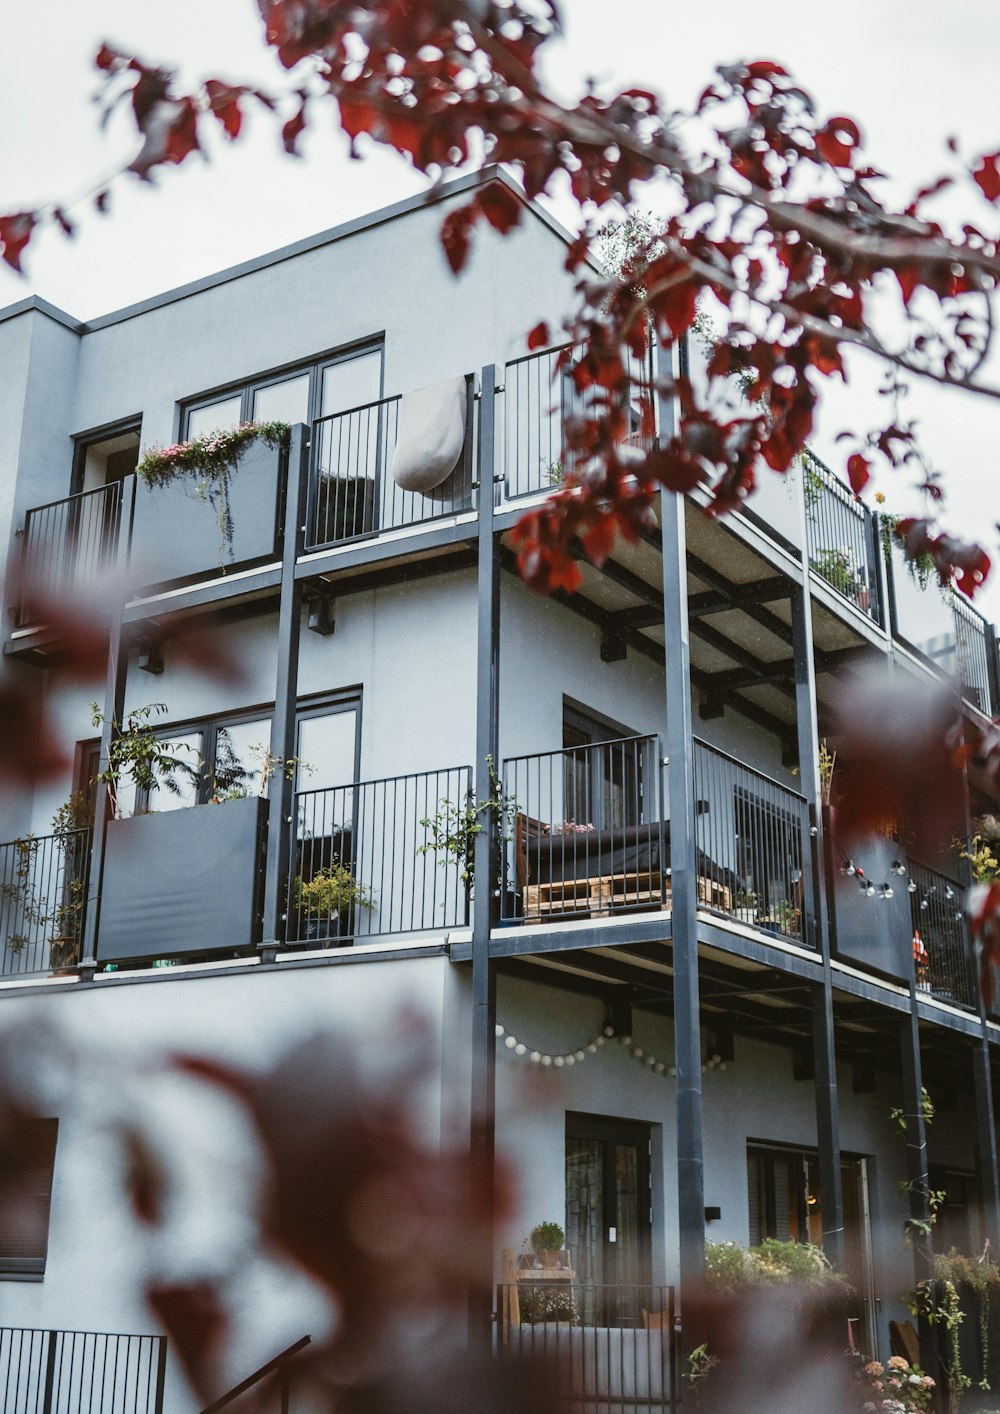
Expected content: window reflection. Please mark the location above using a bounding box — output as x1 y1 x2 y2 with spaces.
253 375 310 427
211 720 272 800
187 396 243 439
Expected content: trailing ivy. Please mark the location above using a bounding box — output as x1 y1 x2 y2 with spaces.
136 420 290 564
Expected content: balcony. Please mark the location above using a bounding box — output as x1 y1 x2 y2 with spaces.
14 482 125 634
304 385 475 552
288 765 472 945
803 451 882 625
501 736 812 947
0 828 90 977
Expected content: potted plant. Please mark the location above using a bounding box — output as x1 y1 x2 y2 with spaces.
530 1221 567 1270
293 858 375 943
732 889 759 926
519 1286 578 1325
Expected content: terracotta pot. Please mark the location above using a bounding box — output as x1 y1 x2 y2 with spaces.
541 1250 562 1269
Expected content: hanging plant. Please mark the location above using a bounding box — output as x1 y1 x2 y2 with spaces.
136 420 290 565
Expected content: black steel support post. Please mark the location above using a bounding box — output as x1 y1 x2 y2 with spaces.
260 426 309 960
900 1002 936 1376
974 1038 1000 1253
470 365 501 1345
660 482 706 1305
80 475 136 977
790 583 845 1270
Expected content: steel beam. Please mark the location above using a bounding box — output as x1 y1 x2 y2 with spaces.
260 428 309 956
470 366 501 1345
791 577 844 1268
80 476 137 975
661 480 706 1297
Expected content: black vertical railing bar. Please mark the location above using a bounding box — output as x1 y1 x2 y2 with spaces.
287 765 473 944
0 828 92 978
692 738 811 945
802 449 879 622
908 857 975 1009
501 736 662 924
16 481 125 628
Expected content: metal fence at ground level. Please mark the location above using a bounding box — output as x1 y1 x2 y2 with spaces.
498 1284 678 1414
0 1328 166 1414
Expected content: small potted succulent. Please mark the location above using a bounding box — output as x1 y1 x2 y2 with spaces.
530 1221 567 1270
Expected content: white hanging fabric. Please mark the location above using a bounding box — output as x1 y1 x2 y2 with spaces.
390 375 466 494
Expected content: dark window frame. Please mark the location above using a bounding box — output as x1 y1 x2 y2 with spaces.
69 415 144 496
0 1117 58 1280
179 341 385 441
78 690 363 816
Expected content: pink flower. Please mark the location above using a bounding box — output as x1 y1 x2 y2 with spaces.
887 1357 908 1371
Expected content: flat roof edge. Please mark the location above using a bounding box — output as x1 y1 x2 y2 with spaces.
75 165 575 334
0 294 81 334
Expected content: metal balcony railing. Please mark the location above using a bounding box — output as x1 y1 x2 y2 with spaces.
502 736 665 923
503 344 655 501
909 859 975 1009
693 739 812 945
497 1284 679 1414
803 450 881 623
952 589 995 715
16 482 125 627
0 828 91 977
305 389 473 551
0 1328 167 1414
288 765 472 944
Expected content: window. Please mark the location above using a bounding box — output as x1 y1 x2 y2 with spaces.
0 1118 58 1278
72 422 141 495
182 346 383 440
747 1143 822 1246
78 710 272 818
562 703 644 832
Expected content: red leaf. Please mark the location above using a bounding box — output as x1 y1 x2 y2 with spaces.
894 264 921 306
745 60 788 80
0 214 35 273
205 80 244 140
846 453 871 496
527 322 550 351
973 152 1000 203
440 202 479 275
815 116 860 168
95 43 122 72
477 181 522 235
281 95 307 154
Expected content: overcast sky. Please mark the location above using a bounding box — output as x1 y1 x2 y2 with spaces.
4 0 1000 614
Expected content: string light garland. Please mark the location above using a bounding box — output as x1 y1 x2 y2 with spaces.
837 848 963 919
494 1023 734 1078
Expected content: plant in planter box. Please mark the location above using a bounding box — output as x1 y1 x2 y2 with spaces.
136 420 290 566
530 1221 567 1269
732 888 759 923
293 858 375 939
90 702 203 820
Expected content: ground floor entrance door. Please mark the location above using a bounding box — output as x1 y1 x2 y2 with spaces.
566 1112 653 1326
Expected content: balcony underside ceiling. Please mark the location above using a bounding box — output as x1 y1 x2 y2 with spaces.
488 937 979 1090
501 504 884 758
